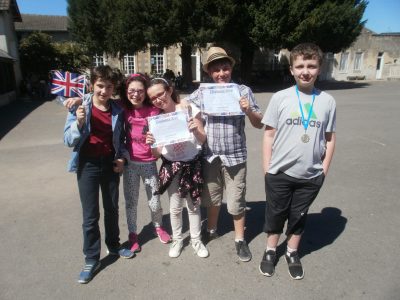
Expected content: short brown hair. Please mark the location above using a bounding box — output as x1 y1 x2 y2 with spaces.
90 65 121 86
290 43 323 66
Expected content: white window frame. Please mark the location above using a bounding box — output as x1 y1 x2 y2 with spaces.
123 54 135 74
93 54 106 67
354 52 363 71
339 52 349 72
150 46 164 75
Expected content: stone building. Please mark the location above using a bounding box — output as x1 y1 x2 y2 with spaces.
0 0 21 107
332 28 400 81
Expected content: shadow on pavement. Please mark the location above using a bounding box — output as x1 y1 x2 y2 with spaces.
0 99 46 140
300 207 347 256
273 207 347 260
200 201 266 243
99 254 119 273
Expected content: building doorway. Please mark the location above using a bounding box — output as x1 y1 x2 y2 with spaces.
376 52 384 79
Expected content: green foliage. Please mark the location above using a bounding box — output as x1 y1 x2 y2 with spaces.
67 0 367 84
19 32 58 78
19 32 91 79
68 0 109 54
251 0 367 52
53 42 92 73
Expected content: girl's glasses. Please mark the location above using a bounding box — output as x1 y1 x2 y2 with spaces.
127 89 145 95
150 90 166 102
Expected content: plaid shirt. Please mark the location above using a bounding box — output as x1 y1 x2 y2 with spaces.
187 84 261 167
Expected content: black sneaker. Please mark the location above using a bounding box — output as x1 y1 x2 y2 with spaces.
259 250 276 276
235 240 252 262
285 251 304 280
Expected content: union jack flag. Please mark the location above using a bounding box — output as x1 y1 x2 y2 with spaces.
51 71 86 97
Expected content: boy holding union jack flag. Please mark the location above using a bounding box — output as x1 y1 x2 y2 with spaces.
63 65 129 284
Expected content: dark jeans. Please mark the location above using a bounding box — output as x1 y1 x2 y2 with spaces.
77 156 120 262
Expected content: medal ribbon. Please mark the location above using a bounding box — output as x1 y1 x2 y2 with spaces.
295 85 315 132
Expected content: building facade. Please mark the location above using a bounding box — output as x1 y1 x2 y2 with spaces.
0 0 21 107
332 28 400 81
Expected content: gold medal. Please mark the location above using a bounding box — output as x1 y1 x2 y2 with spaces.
301 133 310 143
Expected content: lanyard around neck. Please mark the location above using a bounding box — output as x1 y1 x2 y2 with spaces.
295 85 315 132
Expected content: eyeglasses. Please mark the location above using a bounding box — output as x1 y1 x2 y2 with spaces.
150 90 167 102
127 89 145 95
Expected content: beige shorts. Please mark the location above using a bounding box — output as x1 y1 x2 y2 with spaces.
201 158 247 216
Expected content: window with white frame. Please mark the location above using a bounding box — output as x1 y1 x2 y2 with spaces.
150 47 164 75
354 52 363 71
93 54 105 67
123 54 135 74
339 52 349 71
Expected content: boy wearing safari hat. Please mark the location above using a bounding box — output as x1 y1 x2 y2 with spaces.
187 46 263 262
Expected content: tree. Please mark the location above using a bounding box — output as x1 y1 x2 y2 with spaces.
68 0 235 86
67 0 108 55
139 0 235 86
19 32 58 79
251 0 367 52
19 32 92 81
222 0 367 83
221 0 260 83
67 0 367 85
53 42 92 73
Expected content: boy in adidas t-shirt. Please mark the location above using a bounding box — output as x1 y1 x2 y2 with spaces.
259 43 336 280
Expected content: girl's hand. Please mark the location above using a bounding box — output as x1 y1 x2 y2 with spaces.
239 96 250 114
188 117 199 133
113 158 125 173
145 132 155 145
76 105 85 128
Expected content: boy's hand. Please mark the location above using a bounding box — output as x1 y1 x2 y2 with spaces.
239 96 250 114
64 97 82 110
76 105 85 128
113 158 125 173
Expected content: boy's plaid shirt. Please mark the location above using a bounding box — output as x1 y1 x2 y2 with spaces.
187 84 261 167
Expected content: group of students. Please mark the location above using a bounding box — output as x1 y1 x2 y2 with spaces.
63 43 336 284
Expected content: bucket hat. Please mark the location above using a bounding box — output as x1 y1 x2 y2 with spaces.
202 47 235 72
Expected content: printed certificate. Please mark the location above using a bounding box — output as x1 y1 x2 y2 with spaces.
199 83 244 116
147 110 191 148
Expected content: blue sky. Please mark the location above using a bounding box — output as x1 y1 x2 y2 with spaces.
16 0 400 34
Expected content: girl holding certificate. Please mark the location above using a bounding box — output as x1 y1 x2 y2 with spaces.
119 74 171 258
146 78 209 259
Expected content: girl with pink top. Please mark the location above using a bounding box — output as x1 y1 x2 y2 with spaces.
119 74 171 258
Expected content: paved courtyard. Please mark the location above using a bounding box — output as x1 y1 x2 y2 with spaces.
0 80 399 299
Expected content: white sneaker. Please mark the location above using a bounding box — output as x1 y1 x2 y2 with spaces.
169 240 183 258
192 240 209 258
